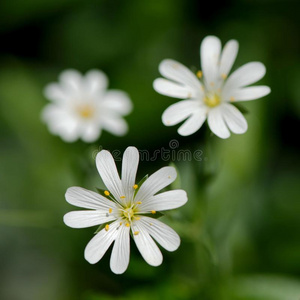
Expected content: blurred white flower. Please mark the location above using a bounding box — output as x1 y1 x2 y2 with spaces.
153 35 271 139
64 146 187 274
42 69 132 142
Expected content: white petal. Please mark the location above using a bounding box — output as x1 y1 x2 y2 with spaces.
153 78 199 99
42 104 79 142
132 221 162 266
158 59 202 90
224 86 271 102
207 107 230 139
121 147 139 203
44 83 70 103
177 109 207 136
219 39 239 77
135 167 176 203
96 150 124 201
81 123 101 143
101 90 132 115
42 103 70 124
220 103 248 134
101 117 128 136
138 217 180 251
139 190 187 212
200 36 221 87
59 69 83 94
84 69 108 94
110 224 130 274
162 100 201 126
84 221 119 264
63 210 116 228
223 62 266 94
65 187 116 210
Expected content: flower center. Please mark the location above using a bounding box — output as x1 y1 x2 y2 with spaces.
203 93 221 108
77 104 95 119
120 202 142 226
123 207 134 220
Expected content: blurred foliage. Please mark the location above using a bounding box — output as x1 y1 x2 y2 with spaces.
0 0 299 299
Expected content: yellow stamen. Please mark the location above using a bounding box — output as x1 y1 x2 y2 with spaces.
123 208 134 220
109 208 112 214
221 73 227 79
134 216 141 221
104 190 110 196
134 231 139 235
196 70 203 78
120 195 126 199
230 96 235 102
203 93 221 108
133 184 138 189
151 210 156 214
125 223 130 227
105 224 109 231
77 104 94 119
136 201 142 205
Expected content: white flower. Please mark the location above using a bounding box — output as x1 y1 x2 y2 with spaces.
153 35 271 139
42 69 132 142
63 146 187 274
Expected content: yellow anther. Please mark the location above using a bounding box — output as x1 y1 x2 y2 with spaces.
135 216 141 221
120 222 123 226
133 184 138 189
134 231 139 235
105 224 109 231
168 176 171 179
150 223 153 226
196 70 203 78
120 195 126 199
104 190 110 196
109 208 112 214
136 201 142 205
204 93 221 108
230 96 235 102
77 104 94 119
221 73 227 79
125 223 130 227
151 210 156 214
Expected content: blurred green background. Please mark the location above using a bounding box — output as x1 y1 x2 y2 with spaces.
0 0 299 299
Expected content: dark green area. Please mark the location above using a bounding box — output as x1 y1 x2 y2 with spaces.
0 0 299 299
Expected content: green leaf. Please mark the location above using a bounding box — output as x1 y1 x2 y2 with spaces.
95 187 107 195
133 174 149 196
142 211 164 219
95 187 116 202
94 223 105 234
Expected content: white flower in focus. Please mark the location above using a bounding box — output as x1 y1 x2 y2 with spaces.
42 69 132 142
63 146 187 274
153 36 271 139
